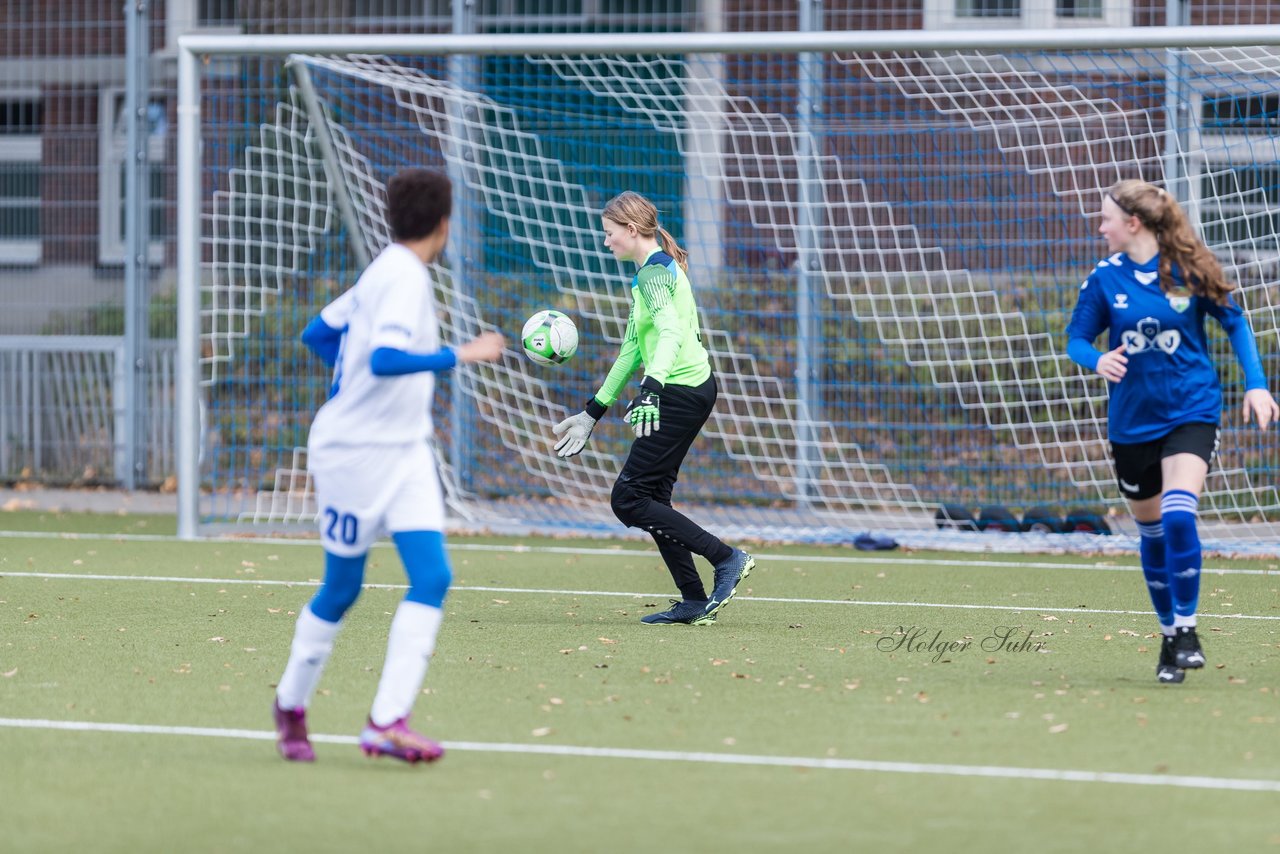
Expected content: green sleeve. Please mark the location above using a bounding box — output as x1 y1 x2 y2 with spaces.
634 265 683 385
593 308 642 407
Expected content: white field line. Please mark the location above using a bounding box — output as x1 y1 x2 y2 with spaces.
2 570 1278 621
0 717 1275 793
0 528 1274 576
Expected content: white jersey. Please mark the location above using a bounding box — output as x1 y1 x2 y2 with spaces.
307 243 441 451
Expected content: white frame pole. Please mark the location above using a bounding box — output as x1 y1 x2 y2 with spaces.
176 45 201 539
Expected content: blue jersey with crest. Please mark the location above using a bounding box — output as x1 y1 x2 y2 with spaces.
1066 252 1267 444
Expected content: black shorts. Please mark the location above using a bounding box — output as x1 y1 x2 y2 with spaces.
617 374 717 494
1109 422 1219 501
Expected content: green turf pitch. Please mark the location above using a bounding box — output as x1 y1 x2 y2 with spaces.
2 512 1279 852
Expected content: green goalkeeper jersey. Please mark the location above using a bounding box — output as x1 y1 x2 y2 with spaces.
593 247 712 407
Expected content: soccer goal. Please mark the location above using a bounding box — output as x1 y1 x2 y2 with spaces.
176 26 1280 550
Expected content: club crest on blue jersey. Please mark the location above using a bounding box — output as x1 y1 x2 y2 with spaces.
1167 294 1191 313
1123 316 1181 355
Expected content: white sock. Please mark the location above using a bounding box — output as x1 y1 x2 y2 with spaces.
1174 613 1197 629
369 601 444 727
1160 624 1176 638
276 605 342 710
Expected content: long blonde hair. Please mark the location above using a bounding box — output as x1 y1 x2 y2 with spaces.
601 191 688 272
1107 179 1234 305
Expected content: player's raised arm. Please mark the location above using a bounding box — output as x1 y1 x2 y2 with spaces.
369 332 505 376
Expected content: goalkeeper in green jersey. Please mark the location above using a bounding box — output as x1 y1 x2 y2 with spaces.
551 191 755 625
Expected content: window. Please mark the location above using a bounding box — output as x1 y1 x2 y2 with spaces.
1202 92 1280 132
353 0 451 25
197 0 236 24
98 90 167 265
1055 0 1103 17
1199 165 1280 250
0 98 42 265
957 0 1020 18
926 0 1127 28
1197 92 1280 273
354 0 688 29
165 0 242 54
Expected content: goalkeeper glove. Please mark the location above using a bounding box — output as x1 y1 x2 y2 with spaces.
625 377 663 438
552 398 607 458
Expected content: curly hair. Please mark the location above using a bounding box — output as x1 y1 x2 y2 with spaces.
386 168 452 242
1107 179 1235 305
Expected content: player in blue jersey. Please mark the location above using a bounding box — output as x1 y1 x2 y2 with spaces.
272 168 505 763
551 191 754 625
1066 179 1278 684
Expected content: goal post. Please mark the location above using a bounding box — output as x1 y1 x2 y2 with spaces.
176 25 1280 548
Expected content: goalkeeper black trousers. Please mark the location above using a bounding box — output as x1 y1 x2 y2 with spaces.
611 374 734 601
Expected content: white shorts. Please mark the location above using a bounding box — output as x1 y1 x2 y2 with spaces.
308 441 445 557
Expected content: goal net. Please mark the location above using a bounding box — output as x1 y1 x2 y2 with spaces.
181 31 1280 549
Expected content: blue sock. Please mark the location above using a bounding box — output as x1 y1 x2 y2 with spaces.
1135 519 1172 628
1162 489 1201 619
392 530 453 608
309 551 367 623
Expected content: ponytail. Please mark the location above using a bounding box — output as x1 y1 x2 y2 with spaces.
657 226 689 273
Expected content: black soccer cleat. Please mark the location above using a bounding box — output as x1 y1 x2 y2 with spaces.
641 599 716 626
700 549 755 622
1173 626 1205 669
1156 635 1185 684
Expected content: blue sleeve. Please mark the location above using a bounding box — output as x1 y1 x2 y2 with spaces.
369 346 458 377
1208 297 1268 391
1067 337 1102 372
301 316 344 367
1065 272 1107 372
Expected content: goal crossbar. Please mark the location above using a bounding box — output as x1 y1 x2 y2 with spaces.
178 24 1280 57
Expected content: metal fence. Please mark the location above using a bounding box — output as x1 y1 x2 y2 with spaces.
0 336 175 484
4 0 1280 493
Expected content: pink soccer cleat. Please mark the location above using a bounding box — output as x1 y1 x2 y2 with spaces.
273 699 316 762
359 717 444 764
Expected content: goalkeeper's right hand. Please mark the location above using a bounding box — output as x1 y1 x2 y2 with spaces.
552 411 598 458
553 398 609 458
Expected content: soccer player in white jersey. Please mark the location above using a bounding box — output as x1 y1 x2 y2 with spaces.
272 168 504 763
1066 179 1278 684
